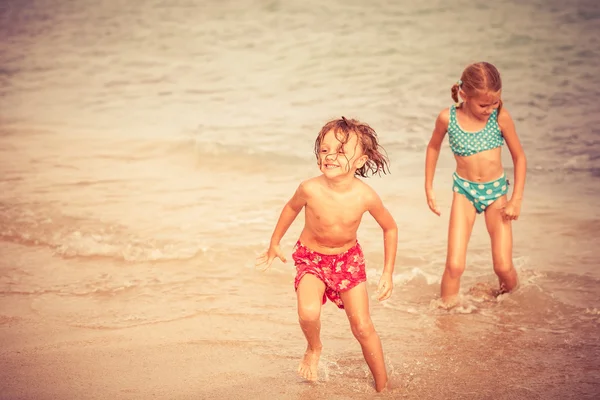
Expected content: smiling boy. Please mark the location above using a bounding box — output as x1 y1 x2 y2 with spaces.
256 117 398 392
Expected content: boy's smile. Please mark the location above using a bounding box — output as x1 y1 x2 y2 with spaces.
318 129 366 177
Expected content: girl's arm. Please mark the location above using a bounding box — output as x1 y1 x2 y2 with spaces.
425 109 450 216
498 108 527 219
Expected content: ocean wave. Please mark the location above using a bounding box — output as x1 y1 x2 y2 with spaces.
378 265 600 325
104 134 311 173
0 203 207 263
366 266 440 287
526 154 600 178
169 125 427 171
184 137 310 172
0 285 138 297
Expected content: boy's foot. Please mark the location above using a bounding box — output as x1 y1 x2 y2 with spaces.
298 346 321 381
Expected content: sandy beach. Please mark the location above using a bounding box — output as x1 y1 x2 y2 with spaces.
3 287 594 400
2 233 596 399
1 0 599 398
1 315 306 400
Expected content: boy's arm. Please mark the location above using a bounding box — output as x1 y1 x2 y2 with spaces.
367 190 398 277
498 108 527 219
256 182 309 271
269 182 308 247
367 189 397 301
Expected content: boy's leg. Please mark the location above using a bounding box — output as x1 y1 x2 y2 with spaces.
296 273 326 381
484 196 518 292
339 282 387 392
442 192 477 302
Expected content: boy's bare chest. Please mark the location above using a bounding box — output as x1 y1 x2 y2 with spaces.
307 194 365 225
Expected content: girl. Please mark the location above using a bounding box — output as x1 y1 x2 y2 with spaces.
256 117 397 392
425 62 527 303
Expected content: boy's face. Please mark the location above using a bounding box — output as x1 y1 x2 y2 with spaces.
318 129 367 178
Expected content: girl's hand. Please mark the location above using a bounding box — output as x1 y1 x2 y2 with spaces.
377 273 393 301
426 189 441 216
502 200 521 221
255 245 287 271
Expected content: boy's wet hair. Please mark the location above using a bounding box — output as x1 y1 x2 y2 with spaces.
314 116 390 178
452 62 504 113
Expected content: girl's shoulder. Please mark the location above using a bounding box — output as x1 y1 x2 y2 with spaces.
434 107 451 129
496 106 514 128
439 106 452 119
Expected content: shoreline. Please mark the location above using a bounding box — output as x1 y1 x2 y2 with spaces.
0 316 313 400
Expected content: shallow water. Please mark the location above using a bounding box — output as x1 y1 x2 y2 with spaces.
1 0 599 398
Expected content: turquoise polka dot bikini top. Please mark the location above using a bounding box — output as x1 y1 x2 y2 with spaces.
447 104 504 157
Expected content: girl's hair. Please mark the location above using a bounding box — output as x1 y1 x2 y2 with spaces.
451 62 503 113
314 117 390 178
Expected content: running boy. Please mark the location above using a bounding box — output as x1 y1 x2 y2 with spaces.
256 117 398 392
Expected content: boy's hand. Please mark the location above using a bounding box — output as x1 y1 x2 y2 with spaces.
377 273 393 301
255 245 287 271
426 189 441 216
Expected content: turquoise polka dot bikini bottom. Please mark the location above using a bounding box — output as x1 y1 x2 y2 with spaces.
452 172 508 213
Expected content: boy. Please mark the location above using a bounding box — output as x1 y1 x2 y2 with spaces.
256 117 397 392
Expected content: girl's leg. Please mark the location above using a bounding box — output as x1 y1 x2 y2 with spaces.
442 192 477 302
484 197 518 292
296 273 326 381
339 282 387 392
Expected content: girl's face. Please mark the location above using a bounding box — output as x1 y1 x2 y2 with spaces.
462 90 502 120
318 129 367 178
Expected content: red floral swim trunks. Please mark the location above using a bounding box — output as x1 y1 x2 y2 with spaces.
292 240 367 309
